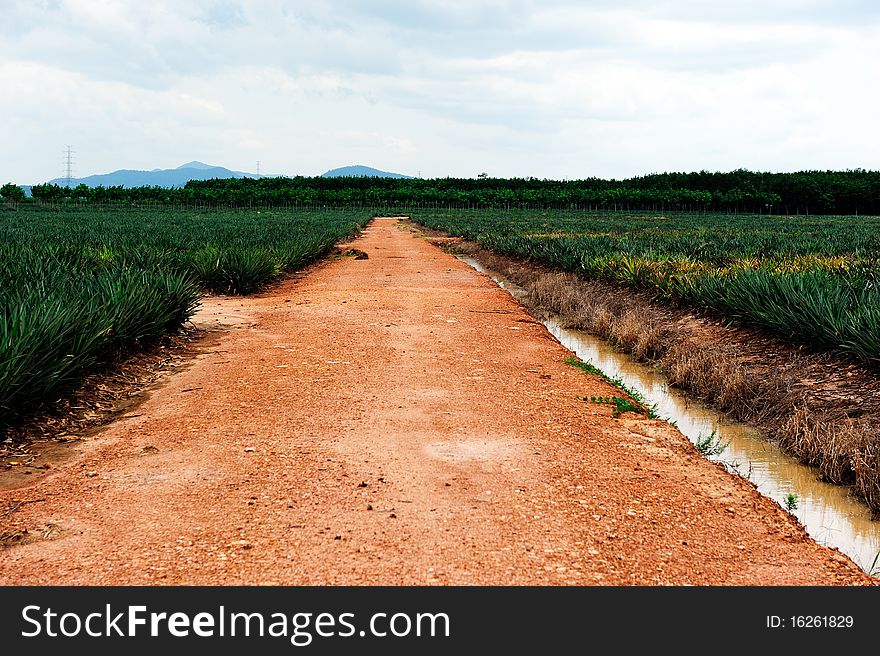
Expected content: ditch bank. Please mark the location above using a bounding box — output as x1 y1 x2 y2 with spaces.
425 231 880 518
456 253 880 573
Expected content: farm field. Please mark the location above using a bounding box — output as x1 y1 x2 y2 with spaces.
0 206 366 433
1 217 873 585
410 209 880 364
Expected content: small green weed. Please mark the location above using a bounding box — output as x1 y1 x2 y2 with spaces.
694 430 729 457
566 355 605 377
784 493 799 512
585 395 645 418
567 355 659 419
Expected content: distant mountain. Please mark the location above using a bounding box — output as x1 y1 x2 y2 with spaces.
321 165 412 179
31 162 411 190
43 162 261 189
176 161 218 171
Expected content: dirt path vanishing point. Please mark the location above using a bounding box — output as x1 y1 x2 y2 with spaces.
0 218 875 585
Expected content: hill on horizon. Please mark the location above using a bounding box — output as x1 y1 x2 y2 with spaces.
321 165 412 178
32 162 412 191
42 161 263 189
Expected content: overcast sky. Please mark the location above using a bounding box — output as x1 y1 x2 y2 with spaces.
3 0 880 183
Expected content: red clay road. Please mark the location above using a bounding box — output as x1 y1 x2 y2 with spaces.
0 217 873 585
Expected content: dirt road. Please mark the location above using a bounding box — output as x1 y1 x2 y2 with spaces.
0 218 873 585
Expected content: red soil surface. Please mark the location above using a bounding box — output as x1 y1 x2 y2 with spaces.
0 218 873 585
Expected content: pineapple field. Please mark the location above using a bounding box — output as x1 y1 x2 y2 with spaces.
410 209 880 364
0 206 366 433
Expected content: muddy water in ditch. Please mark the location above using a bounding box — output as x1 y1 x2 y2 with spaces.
459 256 880 575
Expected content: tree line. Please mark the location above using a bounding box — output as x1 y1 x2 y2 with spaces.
6 168 880 214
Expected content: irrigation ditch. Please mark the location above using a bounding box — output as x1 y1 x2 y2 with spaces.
421 231 880 575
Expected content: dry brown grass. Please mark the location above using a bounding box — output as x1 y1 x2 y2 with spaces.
854 439 880 516
778 407 877 489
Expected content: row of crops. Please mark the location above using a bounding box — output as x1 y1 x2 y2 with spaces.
0 206 366 432
410 209 880 365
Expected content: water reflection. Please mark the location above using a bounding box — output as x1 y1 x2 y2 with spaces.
459 255 880 574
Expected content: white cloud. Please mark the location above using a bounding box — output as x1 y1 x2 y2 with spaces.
2 0 880 183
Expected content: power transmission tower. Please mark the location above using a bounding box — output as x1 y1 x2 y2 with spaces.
64 145 74 187
256 161 260 178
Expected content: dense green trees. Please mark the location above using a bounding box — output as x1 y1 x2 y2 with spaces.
0 183 25 202
22 168 880 214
